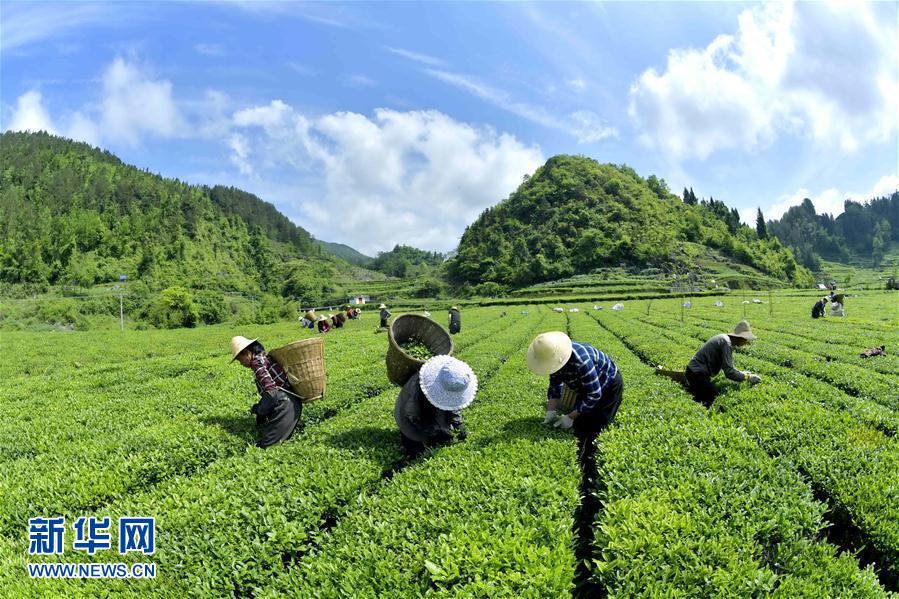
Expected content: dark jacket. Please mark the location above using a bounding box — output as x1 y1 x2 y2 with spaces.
448 309 461 334
394 372 465 444
380 308 391 327
687 334 745 381
812 300 826 319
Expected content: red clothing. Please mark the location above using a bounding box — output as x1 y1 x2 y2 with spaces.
318 320 331 333
250 352 290 396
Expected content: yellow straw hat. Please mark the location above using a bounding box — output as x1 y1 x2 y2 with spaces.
526 331 573 376
229 335 256 361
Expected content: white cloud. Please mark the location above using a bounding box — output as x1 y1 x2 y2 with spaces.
231 106 545 253
286 62 316 76
98 57 186 144
568 78 587 92
570 110 618 143
385 46 446 67
5 91 56 133
227 133 253 176
3 57 221 148
343 74 377 88
195 43 225 57
0 2 111 52
752 174 899 224
629 1 899 160
425 69 617 143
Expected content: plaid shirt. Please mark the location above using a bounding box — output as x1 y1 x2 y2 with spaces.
548 342 618 413
250 352 290 396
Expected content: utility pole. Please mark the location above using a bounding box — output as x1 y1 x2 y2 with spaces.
118 274 127 332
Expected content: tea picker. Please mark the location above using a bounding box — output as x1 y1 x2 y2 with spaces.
394 355 476 458
230 336 302 448
811 297 828 319
527 331 624 482
317 315 331 333
655 321 761 407
386 314 473 458
379 303 391 329
448 306 461 334
528 332 623 435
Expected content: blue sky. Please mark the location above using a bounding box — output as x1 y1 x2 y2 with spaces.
2 1 897 255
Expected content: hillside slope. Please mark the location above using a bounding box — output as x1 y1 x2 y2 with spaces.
0 131 349 299
315 240 373 266
448 155 812 288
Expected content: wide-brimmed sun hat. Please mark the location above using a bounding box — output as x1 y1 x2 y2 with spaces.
418 355 478 411
379 304 387 309
229 335 256 361
729 320 756 341
527 331 573 376
318 315 328 322
450 306 459 311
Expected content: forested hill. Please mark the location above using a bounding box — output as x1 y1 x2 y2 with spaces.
0 131 332 294
448 155 812 287
315 240 373 266
767 195 899 270
369 244 444 278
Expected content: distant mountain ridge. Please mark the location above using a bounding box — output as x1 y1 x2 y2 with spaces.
315 240 373 266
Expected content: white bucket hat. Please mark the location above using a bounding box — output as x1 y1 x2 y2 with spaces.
418 355 477 411
379 304 387 309
527 331 573 376
230 335 256 361
729 320 756 341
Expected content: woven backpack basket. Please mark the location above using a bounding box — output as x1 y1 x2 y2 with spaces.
269 337 326 403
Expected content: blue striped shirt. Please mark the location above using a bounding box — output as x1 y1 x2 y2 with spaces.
548 342 618 413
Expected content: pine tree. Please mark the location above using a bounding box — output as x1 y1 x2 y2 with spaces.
755 208 768 239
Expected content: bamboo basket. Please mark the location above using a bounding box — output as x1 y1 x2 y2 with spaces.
269 338 326 403
559 384 578 412
387 314 453 387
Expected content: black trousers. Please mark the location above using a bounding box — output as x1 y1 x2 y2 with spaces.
572 372 623 482
685 369 718 408
573 371 624 437
380 318 388 328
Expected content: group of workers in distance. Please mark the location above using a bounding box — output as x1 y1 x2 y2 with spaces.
300 305 362 333
231 305 761 477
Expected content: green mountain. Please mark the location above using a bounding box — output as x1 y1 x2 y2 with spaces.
315 240 373 266
0 131 349 304
448 155 812 288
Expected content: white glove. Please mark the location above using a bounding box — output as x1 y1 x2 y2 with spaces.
542 410 558 425
554 415 574 430
747 373 762 385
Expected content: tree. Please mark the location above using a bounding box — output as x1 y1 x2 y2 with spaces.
872 219 891 268
685 188 698 205
148 286 199 329
755 208 768 239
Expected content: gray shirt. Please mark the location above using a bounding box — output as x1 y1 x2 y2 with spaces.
394 372 464 443
687 334 746 381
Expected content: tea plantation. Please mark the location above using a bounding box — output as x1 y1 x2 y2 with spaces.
1 293 897 597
